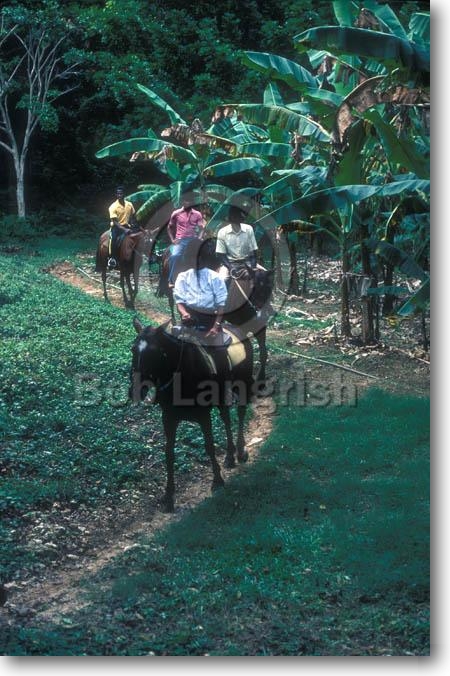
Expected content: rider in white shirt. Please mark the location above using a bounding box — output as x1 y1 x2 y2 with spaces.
173 239 227 338
215 206 257 280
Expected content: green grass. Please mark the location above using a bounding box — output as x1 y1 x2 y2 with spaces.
0 239 429 656
0 242 223 578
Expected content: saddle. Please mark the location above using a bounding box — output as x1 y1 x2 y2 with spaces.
98 228 143 263
170 325 245 378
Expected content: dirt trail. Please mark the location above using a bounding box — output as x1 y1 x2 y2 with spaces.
6 397 273 626
3 263 275 626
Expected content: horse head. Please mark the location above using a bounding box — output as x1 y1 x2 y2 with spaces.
129 320 171 403
251 268 274 310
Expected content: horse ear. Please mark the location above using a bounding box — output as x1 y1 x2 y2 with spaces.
133 317 144 334
155 320 171 334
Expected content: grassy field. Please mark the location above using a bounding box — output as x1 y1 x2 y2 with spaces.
0 239 430 655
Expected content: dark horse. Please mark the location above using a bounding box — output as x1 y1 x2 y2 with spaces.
95 227 152 309
130 318 254 512
156 240 273 380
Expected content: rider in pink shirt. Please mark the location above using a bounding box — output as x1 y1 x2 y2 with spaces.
168 199 205 284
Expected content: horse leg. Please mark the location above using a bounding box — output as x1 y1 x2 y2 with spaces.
199 411 225 491
218 405 237 469
161 411 178 512
102 269 108 302
236 404 249 463
132 270 139 302
168 287 175 322
120 271 132 309
255 327 268 382
125 272 135 310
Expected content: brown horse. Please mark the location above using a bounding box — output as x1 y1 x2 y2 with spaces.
95 227 152 309
129 318 255 512
156 241 273 380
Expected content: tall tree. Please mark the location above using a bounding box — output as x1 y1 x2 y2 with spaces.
0 2 80 217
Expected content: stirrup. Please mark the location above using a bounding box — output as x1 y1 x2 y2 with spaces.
107 257 117 269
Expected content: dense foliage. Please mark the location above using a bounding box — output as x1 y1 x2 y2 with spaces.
1 0 427 219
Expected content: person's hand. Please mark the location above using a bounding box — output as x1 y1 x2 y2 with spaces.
206 323 221 337
181 313 193 326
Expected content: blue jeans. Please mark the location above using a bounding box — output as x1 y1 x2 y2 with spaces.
168 237 196 283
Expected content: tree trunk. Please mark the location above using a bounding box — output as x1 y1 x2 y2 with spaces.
288 236 300 295
340 247 351 338
360 276 378 344
360 227 377 344
382 263 395 315
13 153 26 218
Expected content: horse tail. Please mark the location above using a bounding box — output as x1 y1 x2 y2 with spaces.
95 244 104 273
156 248 171 297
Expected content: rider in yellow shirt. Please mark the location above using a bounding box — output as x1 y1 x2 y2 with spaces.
108 186 137 268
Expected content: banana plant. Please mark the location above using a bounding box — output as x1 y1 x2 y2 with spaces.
96 85 274 230
230 1 429 341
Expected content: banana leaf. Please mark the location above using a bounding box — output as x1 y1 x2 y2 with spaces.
377 179 430 198
136 189 172 222
202 184 234 202
137 183 168 191
300 89 343 109
238 142 292 158
408 13 430 44
397 278 430 316
264 82 285 107
334 119 367 186
332 0 355 27
203 156 268 178
136 84 186 125
365 239 428 280
361 109 429 179
266 166 329 196
241 51 318 92
127 188 162 203
363 0 409 39
294 26 430 73
255 184 381 230
95 138 197 165
206 188 263 231
233 104 331 143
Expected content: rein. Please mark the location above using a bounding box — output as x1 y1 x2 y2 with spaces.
153 331 186 394
232 277 259 314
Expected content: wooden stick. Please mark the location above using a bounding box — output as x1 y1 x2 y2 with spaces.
270 344 379 379
75 266 122 291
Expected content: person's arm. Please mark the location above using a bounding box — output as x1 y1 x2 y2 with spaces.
247 226 258 268
176 302 192 323
108 203 118 228
173 274 192 323
218 252 231 268
167 213 177 244
215 231 230 266
205 305 224 336
206 275 227 336
248 252 257 269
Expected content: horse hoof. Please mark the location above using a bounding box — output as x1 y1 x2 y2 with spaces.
160 496 175 513
224 456 236 469
212 478 225 492
237 451 249 464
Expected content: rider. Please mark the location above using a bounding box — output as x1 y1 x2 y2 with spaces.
215 205 258 283
108 186 137 269
173 238 227 341
167 198 205 286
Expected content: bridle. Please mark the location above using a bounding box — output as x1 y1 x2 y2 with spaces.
133 330 186 396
